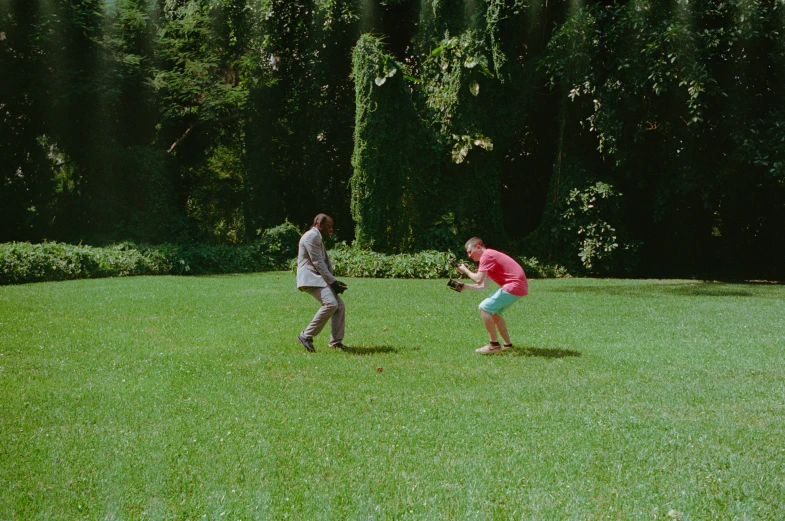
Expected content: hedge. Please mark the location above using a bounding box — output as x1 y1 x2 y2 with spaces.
0 242 277 285
0 222 302 285
291 244 569 280
2 239 568 286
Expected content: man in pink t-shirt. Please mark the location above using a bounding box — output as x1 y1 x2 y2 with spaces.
456 237 528 354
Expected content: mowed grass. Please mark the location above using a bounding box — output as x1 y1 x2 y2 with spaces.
1 274 784 520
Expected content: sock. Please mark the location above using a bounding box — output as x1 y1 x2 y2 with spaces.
490 341 500 346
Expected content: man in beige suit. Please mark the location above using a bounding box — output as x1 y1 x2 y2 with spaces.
296 213 348 352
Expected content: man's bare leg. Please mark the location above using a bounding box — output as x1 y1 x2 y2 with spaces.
480 309 499 343
493 314 511 345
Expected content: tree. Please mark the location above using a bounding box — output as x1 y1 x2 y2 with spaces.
350 34 426 252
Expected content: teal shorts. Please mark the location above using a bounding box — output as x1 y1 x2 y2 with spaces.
479 289 522 316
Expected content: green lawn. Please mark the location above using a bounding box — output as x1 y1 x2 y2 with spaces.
1 274 784 520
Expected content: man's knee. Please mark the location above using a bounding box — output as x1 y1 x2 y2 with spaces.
327 299 344 316
322 294 343 312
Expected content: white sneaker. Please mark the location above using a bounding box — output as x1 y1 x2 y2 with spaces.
475 343 503 354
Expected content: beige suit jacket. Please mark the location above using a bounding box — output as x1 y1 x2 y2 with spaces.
296 227 336 289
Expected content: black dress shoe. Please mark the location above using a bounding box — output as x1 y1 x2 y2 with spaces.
297 333 315 352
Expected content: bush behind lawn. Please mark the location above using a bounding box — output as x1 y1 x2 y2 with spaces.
0 222 302 285
322 244 569 280
2 237 568 285
0 241 276 285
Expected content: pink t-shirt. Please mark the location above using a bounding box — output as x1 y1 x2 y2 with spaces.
478 249 528 296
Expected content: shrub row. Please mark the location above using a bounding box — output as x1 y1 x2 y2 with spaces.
2 237 568 286
291 244 570 280
0 241 286 285
0 222 303 285
1 242 165 284
327 248 457 279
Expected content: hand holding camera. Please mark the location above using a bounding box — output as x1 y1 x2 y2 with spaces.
447 257 465 292
449 258 464 272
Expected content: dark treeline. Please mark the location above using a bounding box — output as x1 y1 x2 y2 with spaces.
1 0 783 278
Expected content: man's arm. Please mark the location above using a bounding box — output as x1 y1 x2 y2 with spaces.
457 264 489 292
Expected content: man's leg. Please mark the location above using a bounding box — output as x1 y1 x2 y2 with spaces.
480 308 499 343
301 286 340 340
492 314 511 345
328 290 345 347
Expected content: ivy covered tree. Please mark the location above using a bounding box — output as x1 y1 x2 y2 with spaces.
350 34 428 252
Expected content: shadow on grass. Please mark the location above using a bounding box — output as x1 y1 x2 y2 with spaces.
505 346 581 358
339 345 399 355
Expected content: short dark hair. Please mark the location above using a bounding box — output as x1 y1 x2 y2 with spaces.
465 237 485 250
313 213 332 227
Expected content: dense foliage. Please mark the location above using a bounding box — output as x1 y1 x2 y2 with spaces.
0 221 300 285
351 34 425 252
320 246 567 279
1 0 783 278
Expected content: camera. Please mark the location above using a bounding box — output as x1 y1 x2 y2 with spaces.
447 279 464 292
